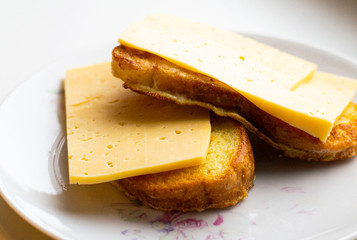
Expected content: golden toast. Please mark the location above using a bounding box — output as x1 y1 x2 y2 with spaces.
112 45 357 161
112 114 255 212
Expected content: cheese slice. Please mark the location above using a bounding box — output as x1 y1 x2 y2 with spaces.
294 72 357 124
118 14 357 141
65 62 211 184
119 14 316 90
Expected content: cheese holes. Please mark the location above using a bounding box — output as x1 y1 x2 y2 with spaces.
106 162 114 168
82 137 93 142
175 130 182 134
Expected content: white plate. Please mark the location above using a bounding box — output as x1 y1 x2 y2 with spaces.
1 34 357 240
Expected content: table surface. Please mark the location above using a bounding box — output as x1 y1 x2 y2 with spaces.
1 0 356 239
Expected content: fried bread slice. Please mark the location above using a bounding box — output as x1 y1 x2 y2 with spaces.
112 45 357 161
112 114 255 212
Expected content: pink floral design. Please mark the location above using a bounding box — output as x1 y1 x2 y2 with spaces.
113 203 226 239
280 186 305 193
213 214 223 226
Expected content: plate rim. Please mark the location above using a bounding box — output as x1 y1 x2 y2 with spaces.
0 32 357 240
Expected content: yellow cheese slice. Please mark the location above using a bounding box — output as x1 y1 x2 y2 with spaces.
65 62 211 184
119 13 317 90
118 14 357 141
294 72 357 124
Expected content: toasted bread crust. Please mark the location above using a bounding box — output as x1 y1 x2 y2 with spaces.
113 115 255 212
112 45 357 161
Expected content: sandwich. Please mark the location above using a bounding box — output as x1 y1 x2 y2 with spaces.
111 14 357 161
113 113 254 212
